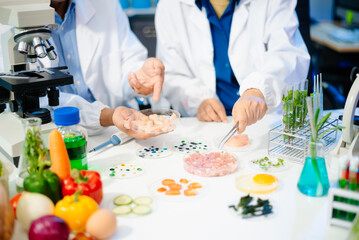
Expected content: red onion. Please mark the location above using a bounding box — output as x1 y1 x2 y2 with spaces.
28 215 70 240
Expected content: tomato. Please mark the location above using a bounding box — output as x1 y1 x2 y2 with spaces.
72 233 95 240
10 193 23 219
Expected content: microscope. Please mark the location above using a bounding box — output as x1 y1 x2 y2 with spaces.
0 0 73 166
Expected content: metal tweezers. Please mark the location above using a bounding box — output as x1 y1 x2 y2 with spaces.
218 122 239 149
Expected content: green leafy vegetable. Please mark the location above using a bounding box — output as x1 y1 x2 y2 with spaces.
23 127 47 175
229 195 273 218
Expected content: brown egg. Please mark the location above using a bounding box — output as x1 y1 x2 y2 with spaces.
86 209 117 239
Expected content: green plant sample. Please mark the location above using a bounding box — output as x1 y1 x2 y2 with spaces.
22 127 48 174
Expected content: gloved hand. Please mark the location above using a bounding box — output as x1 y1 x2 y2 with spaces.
128 58 165 102
232 89 267 133
111 106 162 140
197 98 228 122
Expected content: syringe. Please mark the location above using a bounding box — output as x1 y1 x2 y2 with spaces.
89 132 133 153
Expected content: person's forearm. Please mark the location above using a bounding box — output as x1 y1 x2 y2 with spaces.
100 108 115 127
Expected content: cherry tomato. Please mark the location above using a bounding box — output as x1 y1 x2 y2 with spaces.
10 193 23 219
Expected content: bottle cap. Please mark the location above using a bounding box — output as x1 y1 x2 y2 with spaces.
54 107 80 126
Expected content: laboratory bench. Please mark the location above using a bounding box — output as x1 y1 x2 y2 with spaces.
8 109 355 240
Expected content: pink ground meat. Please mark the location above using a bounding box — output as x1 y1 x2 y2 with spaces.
184 152 238 177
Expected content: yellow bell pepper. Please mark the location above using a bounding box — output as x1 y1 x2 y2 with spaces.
54 190 98 232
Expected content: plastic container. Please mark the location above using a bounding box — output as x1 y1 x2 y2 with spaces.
54 107 88 170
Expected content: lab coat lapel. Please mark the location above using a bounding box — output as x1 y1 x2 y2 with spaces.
187 1 216 89
229 0 251 49
75 0 99 79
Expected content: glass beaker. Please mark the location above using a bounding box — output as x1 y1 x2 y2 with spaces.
297 141 330 197
16 117 48 192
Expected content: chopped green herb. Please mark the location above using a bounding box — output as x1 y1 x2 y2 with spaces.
251 156 285 171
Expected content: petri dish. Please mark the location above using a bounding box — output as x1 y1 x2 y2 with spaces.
136 145 172 159
235 173 279 194
130 108 180 134
171 138 211 154
149 177 205 202
249 156 288 173
183 151 238 177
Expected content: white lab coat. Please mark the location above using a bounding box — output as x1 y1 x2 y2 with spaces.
154 0 310 117
0 0 147 135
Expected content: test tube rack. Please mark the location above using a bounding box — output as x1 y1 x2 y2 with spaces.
328 187 359 229
267 118 339 164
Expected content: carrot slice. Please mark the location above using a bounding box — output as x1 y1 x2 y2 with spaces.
184 189 197 196
188 182 202 189
168 183 182 191
165 190 181 195
179 178 189 184
157 187 167 192
162 179 175 186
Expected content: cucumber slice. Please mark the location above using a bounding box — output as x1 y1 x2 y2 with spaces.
132 205 152 215
113 195 133 206
134 196 153 206
113 205 132 215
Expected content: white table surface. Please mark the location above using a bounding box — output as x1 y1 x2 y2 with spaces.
10 110 353 240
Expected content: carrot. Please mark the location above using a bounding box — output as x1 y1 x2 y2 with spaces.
165 190 181 196
49 129 71 180
188 182 202 189
179 178 189 184
184 189 197 196
161 179 175 186
168 183 182 191
157 187 167 192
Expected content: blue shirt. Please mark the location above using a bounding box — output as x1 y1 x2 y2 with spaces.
196 0 240 115
51 0 96 102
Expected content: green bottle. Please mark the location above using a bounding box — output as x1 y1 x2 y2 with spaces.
54 107 88 170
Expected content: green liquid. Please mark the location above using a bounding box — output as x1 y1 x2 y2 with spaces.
64 135 88 170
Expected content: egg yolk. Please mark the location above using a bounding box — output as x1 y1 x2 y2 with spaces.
253 174 277 185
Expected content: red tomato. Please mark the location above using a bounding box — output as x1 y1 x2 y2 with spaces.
72 233 95 240
10 193 23 219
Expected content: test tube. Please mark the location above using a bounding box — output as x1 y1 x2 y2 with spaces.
347 157 359 221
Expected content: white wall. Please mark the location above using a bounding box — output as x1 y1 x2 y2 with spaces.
310 0 334 21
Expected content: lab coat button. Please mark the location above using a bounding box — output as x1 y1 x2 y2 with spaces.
76 81 81 86
67 54 71 59
61 26 64 31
